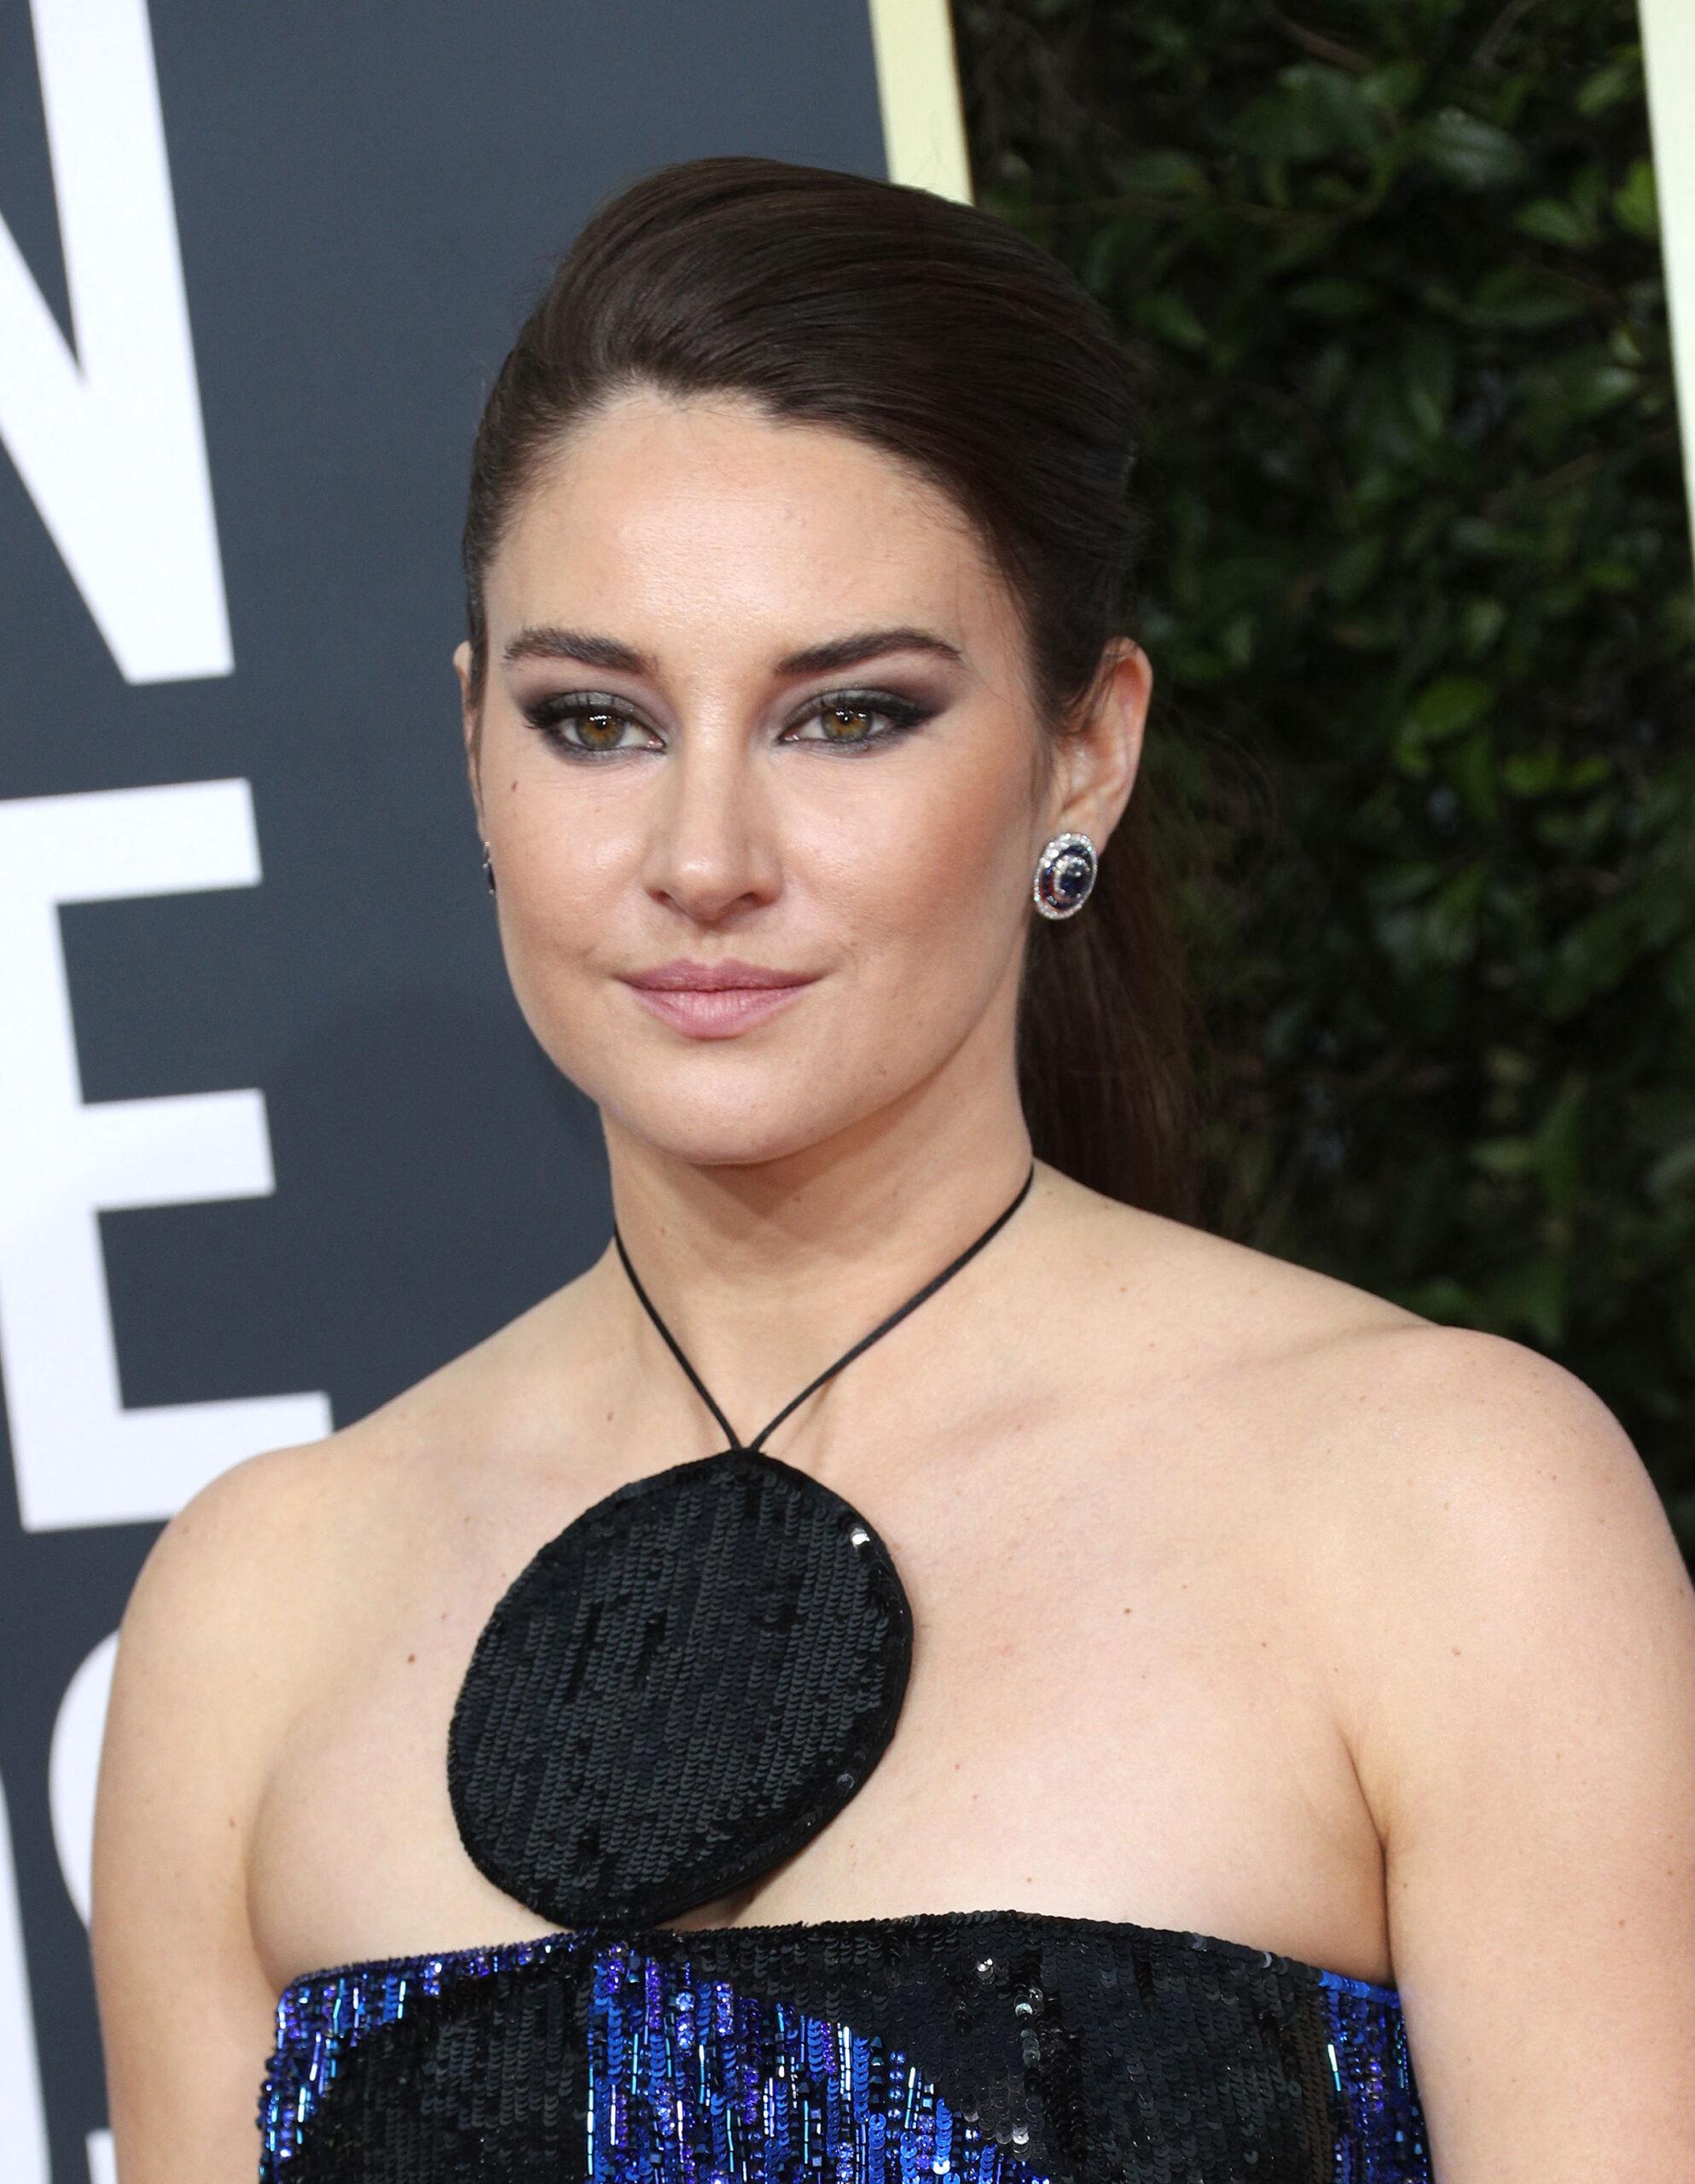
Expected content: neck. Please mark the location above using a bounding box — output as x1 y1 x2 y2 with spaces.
595 1071 1039 1455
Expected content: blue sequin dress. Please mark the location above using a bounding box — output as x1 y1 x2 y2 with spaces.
258 1907 1431 2181
257 1175 1435 2179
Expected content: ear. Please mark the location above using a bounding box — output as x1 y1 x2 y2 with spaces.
1043 636 1152 850
453 640 485 832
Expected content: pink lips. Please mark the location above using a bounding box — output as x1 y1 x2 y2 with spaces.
620 958 816 1040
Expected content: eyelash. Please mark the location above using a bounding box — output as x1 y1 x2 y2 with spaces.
520 689 934 761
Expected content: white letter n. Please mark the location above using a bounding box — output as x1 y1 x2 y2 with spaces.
0 0 231 684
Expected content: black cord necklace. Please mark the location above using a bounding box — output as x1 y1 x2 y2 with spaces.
612 1161 1036 1456
448 1161 1036 1930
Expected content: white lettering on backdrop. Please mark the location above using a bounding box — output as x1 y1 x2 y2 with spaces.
0 781 333 1533
0 0 230 683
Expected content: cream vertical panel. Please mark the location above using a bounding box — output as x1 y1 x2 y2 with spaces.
867 0 973 202
1640 0 1694 566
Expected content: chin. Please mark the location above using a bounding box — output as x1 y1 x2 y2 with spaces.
588 1062 892 1170
606 1098 855 1170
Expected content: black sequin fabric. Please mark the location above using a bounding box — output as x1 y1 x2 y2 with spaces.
258 1908 1431 2181
448 1449 912 1926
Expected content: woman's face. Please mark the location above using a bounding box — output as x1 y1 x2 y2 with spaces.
456 386 1145 1171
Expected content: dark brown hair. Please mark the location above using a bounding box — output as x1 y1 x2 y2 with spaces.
462 155 1200 1218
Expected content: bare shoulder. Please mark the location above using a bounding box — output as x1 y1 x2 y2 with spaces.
99 1261 602 1829
1040 1168 1431 1392
90 1423 402 2180
1297 1306 1692 1669
1068 1187 1695 2122
101 1425 399 1900
1138 1183 1686 1635
118 1430 370 1691
1307 1314 1695 1805
1217 1288 1695 2164
1049 1170 1691 1691
111 1271 589 1740
1159 1216 1695 2090
93 1276 598 2148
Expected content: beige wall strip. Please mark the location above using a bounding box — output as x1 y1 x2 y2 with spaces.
867 0 974 203
1640 0 1694 567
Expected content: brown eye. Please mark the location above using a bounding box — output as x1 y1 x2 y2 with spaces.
818 703 878 744
521 695 657 759
573 710 630 752
786 692 932 753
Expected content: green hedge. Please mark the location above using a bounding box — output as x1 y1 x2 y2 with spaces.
954 0 1695 1552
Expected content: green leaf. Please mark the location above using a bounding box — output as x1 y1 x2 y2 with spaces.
1406 675 1495 741
1390 1277 1482 1324
1422 858 1489 964
1613 158 1658 240
1218 612 1257 668
1483 1255 1570 1346
1541 353 1640 419
1459 597 1507 658
1402 328 1456 438
1445 727 1499 824
1132 292 1210 350
1359 61 1425 113
1324 532 1388 603
1571 162 1610 222
1514 198 1599 250
1502 746 1607 799
1576 46 1643 118
1545 897 1642 1019
1535 1072 1588 1218
1417 107 1530 190
1116 149 1210 198
1471 1136 1538 1178
1232 64 1382 163
1467 264 1587 328
1501 744 1566 797
1663 593 1695 653
1365 859 1443 906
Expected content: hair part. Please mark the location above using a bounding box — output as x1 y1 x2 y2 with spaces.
461 154 1202 1219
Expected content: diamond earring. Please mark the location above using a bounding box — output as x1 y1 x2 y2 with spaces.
480 840 496 896
1032 830 1097 920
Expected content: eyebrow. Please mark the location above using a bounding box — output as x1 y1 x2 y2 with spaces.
500 624 966 678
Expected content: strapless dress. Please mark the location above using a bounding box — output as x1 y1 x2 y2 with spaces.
257 1174 1434 2179
258 1904 1431 2181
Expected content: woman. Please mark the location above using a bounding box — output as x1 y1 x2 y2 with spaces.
90 154 1695 2181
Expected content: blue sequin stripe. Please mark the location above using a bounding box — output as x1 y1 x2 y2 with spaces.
257 1931 583 2175
1317 1972 1434 2184
259 1933 1052 2181
588 1937 1049 2183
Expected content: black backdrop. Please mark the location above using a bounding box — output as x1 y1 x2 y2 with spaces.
0 3 897 2173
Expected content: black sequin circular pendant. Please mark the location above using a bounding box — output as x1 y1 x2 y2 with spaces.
447 1448 913 1928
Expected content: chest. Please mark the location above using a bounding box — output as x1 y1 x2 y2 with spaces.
246 1409 1380 1994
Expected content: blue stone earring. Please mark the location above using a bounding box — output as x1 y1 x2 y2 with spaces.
481 840 496 895
1032 830 1097 920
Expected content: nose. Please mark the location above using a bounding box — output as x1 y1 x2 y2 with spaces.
640 725 781 924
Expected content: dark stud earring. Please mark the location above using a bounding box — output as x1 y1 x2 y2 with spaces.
481 841 496 896
1032 830 1097 920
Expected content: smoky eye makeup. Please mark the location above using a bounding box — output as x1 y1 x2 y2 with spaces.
518 686 940 761
519 690 656 759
